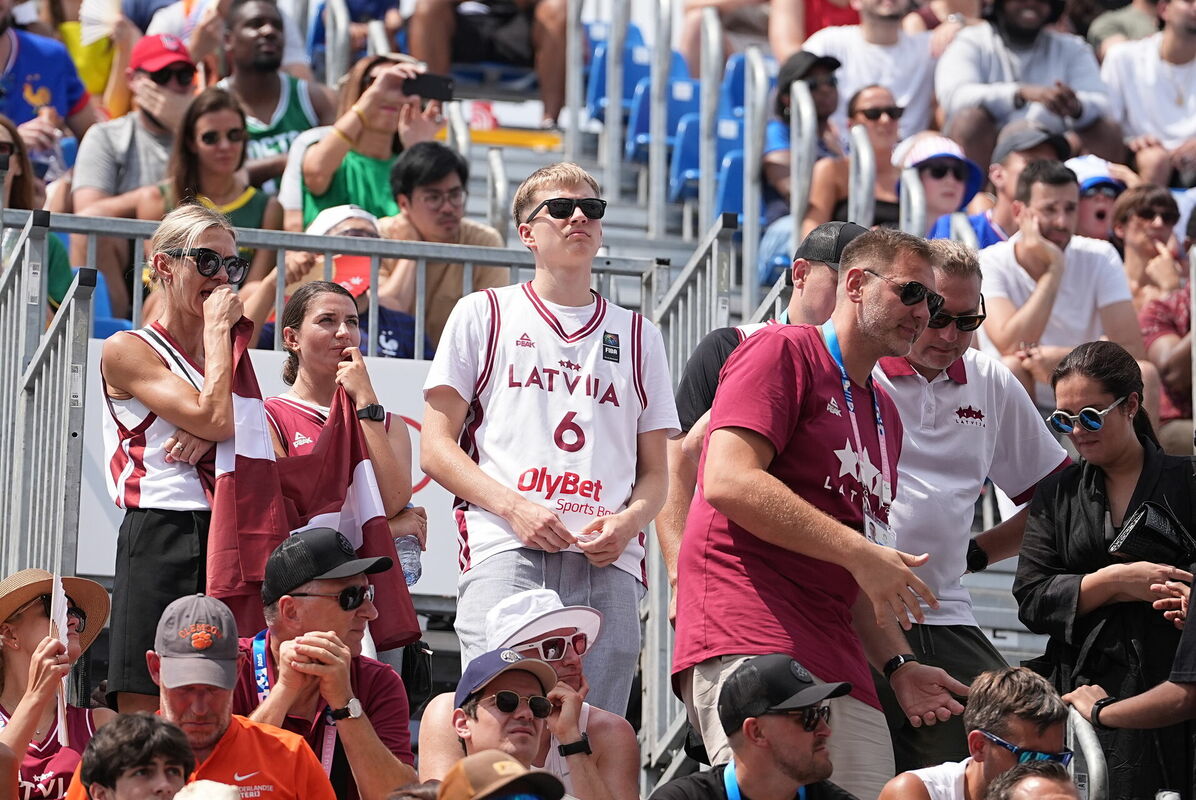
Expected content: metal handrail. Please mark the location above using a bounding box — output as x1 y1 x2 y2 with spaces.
365 19 390 55
749 271 789 324
949 212 980 249
446 101 470 160
563 0 583 162
847 124 876 228
648 0 672 238
698 8 723 228
602 0 627 198
789 79 818 242
324 0 351 85
742 46 768 317
1066 708 1109 800
486 147 510 245
899 166 927 236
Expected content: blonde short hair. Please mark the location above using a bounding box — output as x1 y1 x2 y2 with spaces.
511 162 602 226
927 239 982 281
148 203 236 285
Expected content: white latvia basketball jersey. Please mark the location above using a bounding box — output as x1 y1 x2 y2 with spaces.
426 283 679 582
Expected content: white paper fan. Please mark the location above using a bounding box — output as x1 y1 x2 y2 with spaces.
79 0 121 46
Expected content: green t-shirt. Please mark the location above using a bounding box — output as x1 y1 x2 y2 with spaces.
302 149 399 227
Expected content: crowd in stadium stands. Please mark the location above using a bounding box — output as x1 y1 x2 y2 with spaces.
0 0 1195 798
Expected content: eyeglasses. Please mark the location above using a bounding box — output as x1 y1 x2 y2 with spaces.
920 161 969 182
805 75 837 89
289 584 375 611
856 105 904 121
979 730 1074 766
524 197 607 224
1081 185 1120 200
198 128 247 146
8 594 88 633
147 65 196 86
515 632 589 662
1133 208 1181 226
416 187 467 209
928 294 987 332
482 690 553 719
863 269 945 316
163 248 251 285
335 227 381 239
764 704 831 732
1048 396 1127 434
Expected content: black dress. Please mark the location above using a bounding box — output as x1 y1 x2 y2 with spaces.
1014 439 1196 799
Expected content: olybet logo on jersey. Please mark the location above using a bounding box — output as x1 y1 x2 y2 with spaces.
517 466 614 516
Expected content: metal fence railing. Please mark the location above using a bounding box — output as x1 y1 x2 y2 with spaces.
486 147 510 245
1067 708 1109 800
847 124 876 228
602 0 628 200
749 272 789 325
789 79 818 243
899 165 927 236
698 9 724 230
647 0 672 239
949 211 980 248
741 46 769 317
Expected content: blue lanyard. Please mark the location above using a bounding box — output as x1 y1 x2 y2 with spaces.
723 760 806 800
820 320 892 508
253 630 339 775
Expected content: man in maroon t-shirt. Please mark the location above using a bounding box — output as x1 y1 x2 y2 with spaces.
231 528 417 800
673 229 969 800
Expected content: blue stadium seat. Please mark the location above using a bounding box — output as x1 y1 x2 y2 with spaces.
585 42 687 123
80 269 131 339
624 77 699 163
668 114 744 203
714 149 745 220
717 52 778 120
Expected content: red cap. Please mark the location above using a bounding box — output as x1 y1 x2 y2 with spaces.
130 34 195 73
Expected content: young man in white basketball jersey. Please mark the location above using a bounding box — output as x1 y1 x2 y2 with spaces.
422 163 679 716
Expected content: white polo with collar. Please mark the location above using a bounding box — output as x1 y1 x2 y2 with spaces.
873 348 1068 626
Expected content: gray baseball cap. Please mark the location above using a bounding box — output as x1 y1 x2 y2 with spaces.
154 595 240 690
992 120 1070 165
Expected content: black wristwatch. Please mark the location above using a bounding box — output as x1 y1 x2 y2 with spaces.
557 733 592 757
356 403 385 422
1090 696 1118 730
329 698 363 720
883 653 918 680
966 538 990 573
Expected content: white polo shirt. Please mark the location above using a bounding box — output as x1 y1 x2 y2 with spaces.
874 349 1068 626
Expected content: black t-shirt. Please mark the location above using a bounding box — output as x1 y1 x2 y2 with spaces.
648 764 858 800
1171 616 1196 682
674 327 744 432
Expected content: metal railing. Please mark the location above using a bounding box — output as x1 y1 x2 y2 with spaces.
742 46 768 317
647 0 672 238
365 19 389 56
949 212 980 248
847 124 876 228
446 101 471 160
1067 708 1109 800
486 147 510 245
563 0 584 163
898 166 927 236
749 271 789 325
324 0 351 85
602 0 628 199
698 9 723 229
789 79 818 242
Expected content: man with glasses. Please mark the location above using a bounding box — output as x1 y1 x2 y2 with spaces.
879 667 1070 800
422 162 678 717
228 527 418 800
872 240 1068 772
650 654 856 800
674 229 969 799
380 141 507 347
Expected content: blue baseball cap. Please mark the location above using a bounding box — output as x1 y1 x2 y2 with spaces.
454 648 559 708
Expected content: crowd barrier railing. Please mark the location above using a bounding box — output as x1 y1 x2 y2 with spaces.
742 46 769 316
365 19 389 56
698 9 724 229
564 0 584 163
487 147 511 244
899 165 927 236
1067 708 1109 800
446 100 471 160
749 271 789 325
602 0 628 199
648 0 673 239
324 0 351 85
789 79 818 245
948 211 980 249
847 124 876 228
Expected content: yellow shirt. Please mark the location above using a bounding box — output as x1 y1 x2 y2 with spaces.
59 21 114 101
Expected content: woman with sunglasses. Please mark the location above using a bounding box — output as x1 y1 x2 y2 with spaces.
802 85 904 237
100 203 244 714
1014 340 1196 800
132 88 282 296
1110 184 1185 313
0 568 113 800
902 135 984 236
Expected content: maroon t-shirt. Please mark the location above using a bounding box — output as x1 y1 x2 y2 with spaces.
1 704 98 800
673 324 903 709
1139 288 1191 421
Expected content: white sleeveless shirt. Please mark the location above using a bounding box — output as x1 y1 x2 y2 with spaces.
910 758 969 800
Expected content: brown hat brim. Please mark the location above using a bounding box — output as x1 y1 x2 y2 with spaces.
0 569 110 655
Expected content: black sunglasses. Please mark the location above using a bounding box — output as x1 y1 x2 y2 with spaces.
805 75 837 89
484 690 553 719
164 247 251 285
765 704 831 732
1081 184 1120 200
10 594 88 633
515 632 589 662
0 141 16 158
864 269 945 316
857 105 904 121
524 197 607 224
1048 396 1126 435
1134 207 1181 226
980 730 1074 766
928 295 987 332
920 161 969 182
148 65 196 86
289 583 376 611
199 129 247 146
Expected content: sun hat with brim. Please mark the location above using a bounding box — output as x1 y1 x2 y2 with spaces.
1065 155 1126 194
0 568 110 654
485 588 603 652
438 750 564 800
900 135 984 210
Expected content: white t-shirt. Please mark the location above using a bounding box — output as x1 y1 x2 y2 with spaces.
1101 33 1196 150
147 0 307 69
874 350 1067 626
910 758 969 800
424 282 680 582
803 25 936 139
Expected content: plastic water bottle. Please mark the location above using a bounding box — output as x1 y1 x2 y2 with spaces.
395 535 422 586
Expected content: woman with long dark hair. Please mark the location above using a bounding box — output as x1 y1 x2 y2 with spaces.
1015 340 1196 799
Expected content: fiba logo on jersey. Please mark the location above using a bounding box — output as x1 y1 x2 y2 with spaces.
602 331 620 362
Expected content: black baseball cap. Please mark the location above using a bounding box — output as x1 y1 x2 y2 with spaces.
777 51 841 90
261 527 392 606
793 221 869 269
991 120 1070 165
718 654 852 735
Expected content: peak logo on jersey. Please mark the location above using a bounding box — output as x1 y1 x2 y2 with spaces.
602 331 619 363
826 397 842 417
558 359 582 371
292 431 314 448
516 333 536 348
507 365 620 406
955 405 985 426
517 467 604 501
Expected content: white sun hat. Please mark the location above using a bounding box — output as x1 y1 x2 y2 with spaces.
485 588 604 651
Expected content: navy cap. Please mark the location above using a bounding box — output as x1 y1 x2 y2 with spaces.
454 648 559 708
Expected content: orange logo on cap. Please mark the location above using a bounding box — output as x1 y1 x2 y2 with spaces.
191 631 213 649
178 623 223 650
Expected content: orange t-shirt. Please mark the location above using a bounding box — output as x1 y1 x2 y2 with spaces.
65 715 335 799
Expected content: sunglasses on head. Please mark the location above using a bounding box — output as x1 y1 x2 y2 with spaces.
980 730 1074 766
1081 184 1120 200
857 105 904 121
483 690 553 718
289 583 375 611
147 65 196 86
864 269 945 316
515 632 589 662
1134 207 1181 226
9 594 87 633
920 161 969 182
164 247 251 285
928 294 987 332
524 197 607 224
1048 396 1126 434
198 129 247 146
764 704 831 732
